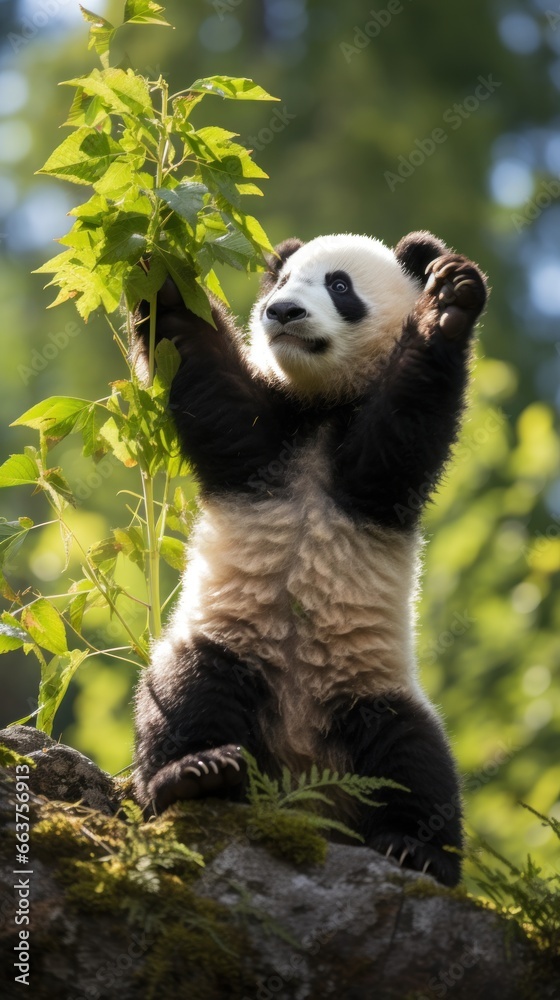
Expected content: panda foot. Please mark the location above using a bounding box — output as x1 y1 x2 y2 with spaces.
424 253 487 339
146 745 246 813
369 832 461 888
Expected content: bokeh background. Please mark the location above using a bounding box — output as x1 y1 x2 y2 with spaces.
0 0 559 881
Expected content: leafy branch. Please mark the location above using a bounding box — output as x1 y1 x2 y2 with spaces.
0 1 278 737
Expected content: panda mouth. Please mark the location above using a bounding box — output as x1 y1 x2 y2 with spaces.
271 331 329 355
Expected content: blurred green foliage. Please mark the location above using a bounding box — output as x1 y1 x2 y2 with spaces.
0 0 558 890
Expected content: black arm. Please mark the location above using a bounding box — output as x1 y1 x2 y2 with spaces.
333 252 488 527
133 278 294 495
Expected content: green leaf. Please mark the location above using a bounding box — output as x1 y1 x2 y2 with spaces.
165 487 193 538
113 527 145 571
158 250 214 326
0 622 30 654
79 6 116 68
62 68 153 117
154 339 181 389
11 397 92 444
95 213 149 266
160 536 186 572
88 536 121 569
156 181 208 229
0 519 33 569
124 253 167 310
43 468 76 507
37 649 88 737
68 592 88 633
123 0 171 26
0 453 40 488
188 76 278 102
37 128 124 186
21 599 68 657
98 416 138 467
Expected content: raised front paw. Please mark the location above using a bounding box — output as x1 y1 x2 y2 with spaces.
146 744 246 813
424 253 487 339
369 831 461 888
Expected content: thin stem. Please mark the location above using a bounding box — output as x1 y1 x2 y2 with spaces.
142 471 162 639
138 78 169 643
56 511 148 662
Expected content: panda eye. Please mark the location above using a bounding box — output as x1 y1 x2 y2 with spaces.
329 277 348 294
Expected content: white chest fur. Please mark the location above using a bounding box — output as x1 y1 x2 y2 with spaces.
169 442 423 710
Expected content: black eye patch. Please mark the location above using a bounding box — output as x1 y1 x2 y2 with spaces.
325 271 367 323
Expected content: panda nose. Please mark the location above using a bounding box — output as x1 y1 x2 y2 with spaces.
266 301 307 325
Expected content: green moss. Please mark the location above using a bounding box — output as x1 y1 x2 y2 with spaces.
247 809 328 865
403 877 472 902
166 798 251 861
33 806 124 863
0 743 36 769
140 897 256 1000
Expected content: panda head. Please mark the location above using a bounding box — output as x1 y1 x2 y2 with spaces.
248 230 447 400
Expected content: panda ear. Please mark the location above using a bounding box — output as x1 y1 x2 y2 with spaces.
394 230 448 286
260 238 305 294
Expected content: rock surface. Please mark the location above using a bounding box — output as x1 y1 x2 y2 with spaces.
0 725 119 814
0 730 557 1000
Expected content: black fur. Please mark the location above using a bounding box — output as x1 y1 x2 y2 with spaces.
132 232 488 887
259 237 305 296
325 270 368 322
329 693 462 886
394 229 447 285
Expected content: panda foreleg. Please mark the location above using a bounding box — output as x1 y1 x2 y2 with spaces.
134 638 269 814
333 692 462 887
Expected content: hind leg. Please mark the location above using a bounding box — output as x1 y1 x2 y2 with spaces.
331 692 462 887
134 636 269 813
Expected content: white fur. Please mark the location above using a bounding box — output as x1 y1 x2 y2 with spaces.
249 233 420 399
159 439 428 768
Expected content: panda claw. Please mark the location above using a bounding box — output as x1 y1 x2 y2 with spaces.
434 260 458 279
421 860 432 875
385 844 394 858
197 760 210 774
398 847 410 867
183 765 202 777
208 760 219 774
224 756 241 772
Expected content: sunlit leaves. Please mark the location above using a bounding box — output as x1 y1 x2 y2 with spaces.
37 13 277 321
21 599 68 656
7 1 279 740
0 621 28 654
0 452 40 487
79 7 116 68
38 128 124 187
188 76 278 102
155 181 208 230
37 649 88 736
61 68 153 118
123 0 170 26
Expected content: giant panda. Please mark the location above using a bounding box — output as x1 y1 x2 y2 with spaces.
132 229 488 888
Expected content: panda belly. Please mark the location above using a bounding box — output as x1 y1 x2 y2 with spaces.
174 451 422 715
